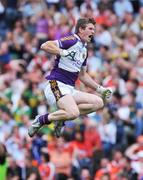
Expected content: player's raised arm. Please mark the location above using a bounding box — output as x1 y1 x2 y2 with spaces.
40 40 74 57
40 40 61 55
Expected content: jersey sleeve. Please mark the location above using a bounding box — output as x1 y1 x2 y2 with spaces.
58 35 78 49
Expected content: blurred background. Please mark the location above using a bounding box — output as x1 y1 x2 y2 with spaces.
0 0 143 179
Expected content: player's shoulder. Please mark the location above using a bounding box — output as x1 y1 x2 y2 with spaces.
58 34 78 49
60 34 77 42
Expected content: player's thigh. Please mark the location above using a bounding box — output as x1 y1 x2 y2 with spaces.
73 90 104 105
44 80 79 114
57 94 80 116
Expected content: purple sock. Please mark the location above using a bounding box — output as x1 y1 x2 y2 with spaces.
39 113 51 125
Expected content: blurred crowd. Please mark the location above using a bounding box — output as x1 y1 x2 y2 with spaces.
0 0 143 179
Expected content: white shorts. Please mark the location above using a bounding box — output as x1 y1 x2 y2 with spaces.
44 80 79 105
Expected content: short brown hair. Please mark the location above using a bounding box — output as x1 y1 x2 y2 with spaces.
75 18 96 33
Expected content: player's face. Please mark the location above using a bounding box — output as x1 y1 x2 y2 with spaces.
80 23 95 43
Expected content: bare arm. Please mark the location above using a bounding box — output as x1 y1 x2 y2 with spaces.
40 40 61 55
40 40 72 57
79 67 113 99
78 67 100 91
41 41 74 57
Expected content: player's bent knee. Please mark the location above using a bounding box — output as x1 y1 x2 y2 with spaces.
96 97 104 110
68 109 80 120
99 98 104 109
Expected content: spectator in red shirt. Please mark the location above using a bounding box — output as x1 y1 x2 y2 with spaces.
84 120 102 157
39 151 55 180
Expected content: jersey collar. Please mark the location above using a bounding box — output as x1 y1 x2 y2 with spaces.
74 34 87 47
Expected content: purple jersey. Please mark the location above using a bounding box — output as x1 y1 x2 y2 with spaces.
46 34 88 86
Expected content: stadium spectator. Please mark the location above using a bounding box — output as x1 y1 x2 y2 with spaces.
39 151 55 180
